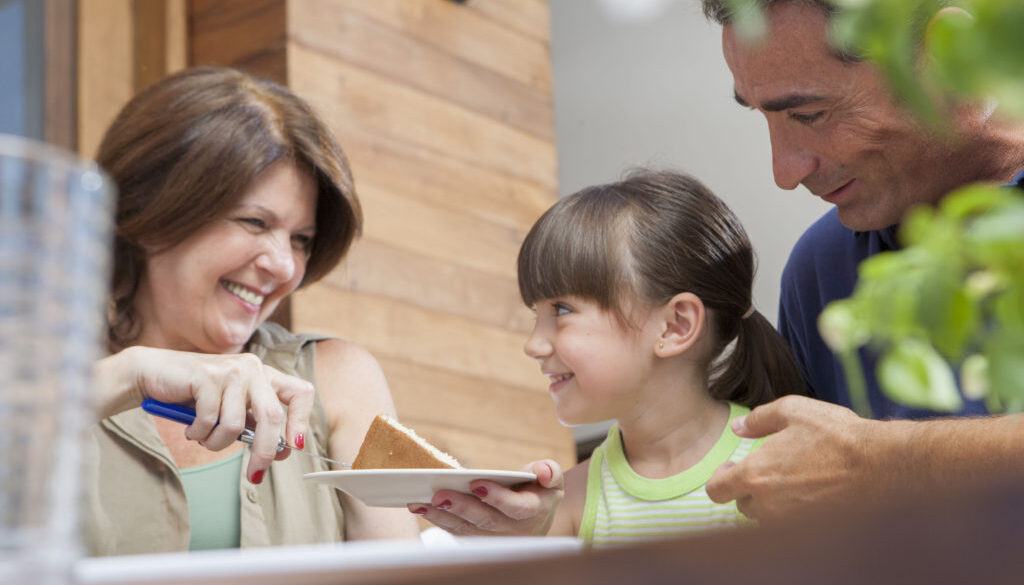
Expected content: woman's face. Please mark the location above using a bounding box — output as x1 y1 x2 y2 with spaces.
134 161 318 353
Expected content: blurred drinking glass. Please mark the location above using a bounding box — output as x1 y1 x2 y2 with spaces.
0 134 113 584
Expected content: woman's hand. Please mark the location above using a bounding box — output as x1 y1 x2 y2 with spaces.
94 345 315 482
409 459 565 536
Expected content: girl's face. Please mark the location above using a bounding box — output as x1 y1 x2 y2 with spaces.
524 295 659 425
134 161 317 354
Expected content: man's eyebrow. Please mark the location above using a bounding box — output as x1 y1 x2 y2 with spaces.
733 91 828 112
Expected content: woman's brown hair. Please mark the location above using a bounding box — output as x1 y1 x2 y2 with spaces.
517 169 806 407
96 66 360 349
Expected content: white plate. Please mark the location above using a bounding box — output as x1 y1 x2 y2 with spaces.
303 469 537 507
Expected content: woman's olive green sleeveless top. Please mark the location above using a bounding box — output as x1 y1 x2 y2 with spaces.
83 322 346 556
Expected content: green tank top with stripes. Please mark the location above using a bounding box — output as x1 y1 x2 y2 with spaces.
579 402 762 548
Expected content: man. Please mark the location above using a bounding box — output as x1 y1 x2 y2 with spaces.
702 0 1024 520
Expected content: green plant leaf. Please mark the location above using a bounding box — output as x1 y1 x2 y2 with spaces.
984 331 1024 412
959 354 988 400
818 299 870 353
940 184 1016 221
918 278 978 359
724 0 767 41
992 280 1024 335
877 339 963 412
965 204 1024 270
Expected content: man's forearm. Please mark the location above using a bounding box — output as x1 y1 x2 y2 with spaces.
869 414 1024 495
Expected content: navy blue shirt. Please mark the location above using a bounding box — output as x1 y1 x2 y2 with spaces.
777 169 1024 419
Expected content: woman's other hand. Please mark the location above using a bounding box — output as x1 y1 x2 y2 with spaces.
409 459 566 537
95 345 315 482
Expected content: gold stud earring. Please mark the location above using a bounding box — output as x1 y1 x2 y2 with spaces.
658 341 664 350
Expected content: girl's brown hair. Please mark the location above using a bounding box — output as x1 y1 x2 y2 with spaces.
517 169 805 407
96 66 361 349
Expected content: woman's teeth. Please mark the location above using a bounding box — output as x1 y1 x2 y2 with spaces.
548 373 573 383
222 281 265 306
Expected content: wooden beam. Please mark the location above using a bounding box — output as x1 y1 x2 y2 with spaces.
44 0 76 151
76 0 186 158
77 0 133 158
132 0 187 92
189 0 286 83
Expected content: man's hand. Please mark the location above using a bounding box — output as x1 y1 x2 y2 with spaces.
707 395 879 521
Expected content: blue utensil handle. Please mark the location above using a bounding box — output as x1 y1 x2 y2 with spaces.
141 398 279 450
141 398 197 425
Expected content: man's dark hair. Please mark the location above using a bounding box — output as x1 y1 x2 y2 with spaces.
700 0 957 64
701 0 835 25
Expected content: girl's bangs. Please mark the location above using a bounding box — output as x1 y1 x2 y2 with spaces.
517 192 624 309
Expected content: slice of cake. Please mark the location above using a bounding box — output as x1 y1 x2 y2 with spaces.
351 415 461 469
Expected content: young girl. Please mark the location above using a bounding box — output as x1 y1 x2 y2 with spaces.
414 169 805 547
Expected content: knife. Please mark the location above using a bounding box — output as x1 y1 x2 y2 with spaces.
141 398 349 468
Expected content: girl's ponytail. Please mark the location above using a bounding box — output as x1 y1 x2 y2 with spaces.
709 309 807 408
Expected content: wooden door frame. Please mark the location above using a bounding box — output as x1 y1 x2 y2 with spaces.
41 0 76 151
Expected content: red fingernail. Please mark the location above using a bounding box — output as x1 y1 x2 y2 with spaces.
251 469 265 484
411 507 428 515
437 500 452 510
472 486 488 498
295 433 305 450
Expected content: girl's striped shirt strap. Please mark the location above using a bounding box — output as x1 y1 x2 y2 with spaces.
579 402 761 548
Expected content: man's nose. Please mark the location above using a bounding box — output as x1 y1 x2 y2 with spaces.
768 122 817 191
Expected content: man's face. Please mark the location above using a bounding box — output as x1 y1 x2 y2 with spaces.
722 3 968 231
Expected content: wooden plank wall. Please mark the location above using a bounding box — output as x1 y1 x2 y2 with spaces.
286 0 575 470
44 0 77 151
77 0 186 159
190 0 287 83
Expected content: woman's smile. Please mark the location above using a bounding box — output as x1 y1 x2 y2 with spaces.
220 279 266 310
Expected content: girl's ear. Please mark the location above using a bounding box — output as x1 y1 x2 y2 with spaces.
655 292 705 357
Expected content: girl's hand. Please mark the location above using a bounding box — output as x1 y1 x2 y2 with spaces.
95 345 315 483
408 459 564 536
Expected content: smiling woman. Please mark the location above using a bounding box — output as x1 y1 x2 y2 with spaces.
135 161 318 354
98 67 359 350
86 66 419 556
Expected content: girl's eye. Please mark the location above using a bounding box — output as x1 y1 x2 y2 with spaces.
553 303 571 316
789 111 824 125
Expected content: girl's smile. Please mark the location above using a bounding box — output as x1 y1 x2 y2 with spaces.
543 371 575 393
